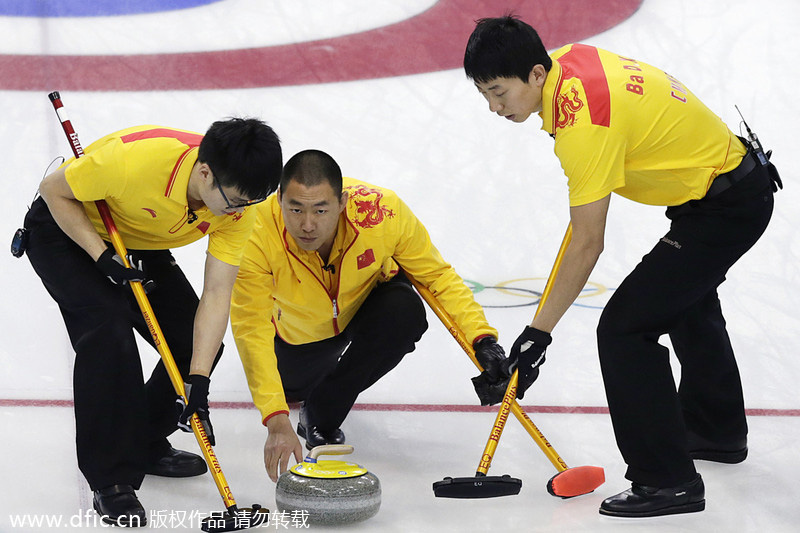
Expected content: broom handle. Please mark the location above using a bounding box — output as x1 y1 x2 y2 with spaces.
409 279 565 472
475 224 571 475
48 92 240 513
409 224 572 474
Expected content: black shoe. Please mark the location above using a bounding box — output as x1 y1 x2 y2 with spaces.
146 447 207 477
599 474 705 518
93 485 147 527
297 406 345 450
687 431 748 464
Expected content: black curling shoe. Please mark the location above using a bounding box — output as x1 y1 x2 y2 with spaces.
146 447 207 477
599 474 705 518
297 406 346 450
93 484 147 527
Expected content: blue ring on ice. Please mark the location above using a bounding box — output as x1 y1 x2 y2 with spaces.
0 0 219 17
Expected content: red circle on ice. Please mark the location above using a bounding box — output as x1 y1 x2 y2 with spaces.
0 0 642 91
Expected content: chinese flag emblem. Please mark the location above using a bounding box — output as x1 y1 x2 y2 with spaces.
357 249 375 270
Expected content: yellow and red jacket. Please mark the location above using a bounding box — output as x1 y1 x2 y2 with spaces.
231 177 497 423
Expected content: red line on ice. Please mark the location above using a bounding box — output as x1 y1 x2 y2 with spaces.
2 398 797 417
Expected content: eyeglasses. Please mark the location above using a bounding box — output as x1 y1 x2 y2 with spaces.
214 178 266 210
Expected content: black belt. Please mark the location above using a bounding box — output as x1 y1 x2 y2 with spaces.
705 152 757 198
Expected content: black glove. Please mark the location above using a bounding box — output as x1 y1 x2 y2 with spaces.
471 336 511 406
95 248 146 285
503 326 552 400
176 374 215 446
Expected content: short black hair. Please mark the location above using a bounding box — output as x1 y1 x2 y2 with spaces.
464 14 552 84
198 117 282 201
280 149 342 197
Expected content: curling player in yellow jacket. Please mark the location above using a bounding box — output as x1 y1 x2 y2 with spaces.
231 149 508 481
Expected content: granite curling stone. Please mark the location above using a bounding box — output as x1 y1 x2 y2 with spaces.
275 444 381 525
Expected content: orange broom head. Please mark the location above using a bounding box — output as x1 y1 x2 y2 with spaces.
546 466 605 499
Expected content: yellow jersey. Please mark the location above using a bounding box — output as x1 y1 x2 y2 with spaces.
64 125 256 265
539 44 747 207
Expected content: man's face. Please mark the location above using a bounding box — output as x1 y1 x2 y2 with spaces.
279 179 347 254
199 164 250 217
474 66 546 123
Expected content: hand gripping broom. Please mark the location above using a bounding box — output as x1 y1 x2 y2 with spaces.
411 224 604 498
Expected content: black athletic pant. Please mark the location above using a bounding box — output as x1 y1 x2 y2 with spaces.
597 159 774 487
274 272 428 430
24 197 222 491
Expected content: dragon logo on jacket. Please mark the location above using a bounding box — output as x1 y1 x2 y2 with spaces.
347 185 395 229
556 86 584 130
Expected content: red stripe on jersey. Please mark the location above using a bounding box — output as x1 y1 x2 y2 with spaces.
120 128 203 146
121 128 203 197
165 147 195 197
557 44 611 127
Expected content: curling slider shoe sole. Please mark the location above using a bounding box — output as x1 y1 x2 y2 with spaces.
433 474 522 498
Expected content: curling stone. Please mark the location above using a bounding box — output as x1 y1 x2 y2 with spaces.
275 444 381 525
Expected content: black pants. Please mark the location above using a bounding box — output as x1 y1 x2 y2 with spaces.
596 160 775 487
24 197 222 490
274 272 428 431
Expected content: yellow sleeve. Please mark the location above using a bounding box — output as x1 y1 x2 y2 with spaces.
64 138 128 201
555 125 626 207
230 222 288 424
391 198 498 344
208 207 257 266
